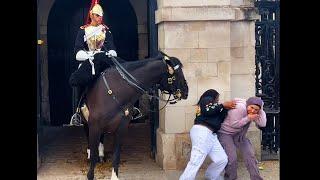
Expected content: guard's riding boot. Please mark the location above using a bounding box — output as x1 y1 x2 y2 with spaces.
69 86 83 126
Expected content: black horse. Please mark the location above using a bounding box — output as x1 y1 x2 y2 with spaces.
79 51 189 180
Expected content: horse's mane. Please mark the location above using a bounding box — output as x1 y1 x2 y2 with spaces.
103 53 164 73
121 59 159 70
100 52 183 76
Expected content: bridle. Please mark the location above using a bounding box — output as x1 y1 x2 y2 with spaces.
158 55 184 104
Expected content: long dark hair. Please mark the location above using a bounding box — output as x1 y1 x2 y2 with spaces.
197 89 219 105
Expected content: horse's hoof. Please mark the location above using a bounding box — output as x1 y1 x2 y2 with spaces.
111 168 120 180
87 174 94 180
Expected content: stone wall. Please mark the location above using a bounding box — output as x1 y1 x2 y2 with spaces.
155 0 260 170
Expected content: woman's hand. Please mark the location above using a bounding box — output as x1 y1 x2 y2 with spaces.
248 113 260 121
223 100 236 109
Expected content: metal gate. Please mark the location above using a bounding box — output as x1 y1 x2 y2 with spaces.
254 0 280 160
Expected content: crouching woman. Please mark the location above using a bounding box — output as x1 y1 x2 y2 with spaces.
179 89 236 180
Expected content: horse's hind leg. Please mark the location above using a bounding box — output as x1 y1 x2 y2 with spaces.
87 127 101 180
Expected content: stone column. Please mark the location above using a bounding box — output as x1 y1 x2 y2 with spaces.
38 0 55 125
155 0 259 170
230 0 261 161
37 134 40 170
39 24 50 125
129 0 149 59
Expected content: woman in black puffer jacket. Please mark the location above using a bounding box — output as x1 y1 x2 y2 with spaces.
179 89 236 180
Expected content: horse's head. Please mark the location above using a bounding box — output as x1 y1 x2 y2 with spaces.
158 51 189 100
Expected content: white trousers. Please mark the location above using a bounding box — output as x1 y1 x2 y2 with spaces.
179 125 228 180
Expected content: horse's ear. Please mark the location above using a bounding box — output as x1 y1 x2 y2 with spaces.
159 51 165 56
159 50 174 67
164 55 170 61
159 50 170 58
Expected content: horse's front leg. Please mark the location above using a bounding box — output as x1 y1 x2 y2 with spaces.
111 127 122 178
83 123 91 160
87 127 101 180
84 123 105 163
111 116 130 179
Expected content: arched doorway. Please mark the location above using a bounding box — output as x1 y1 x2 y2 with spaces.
47 0 138 126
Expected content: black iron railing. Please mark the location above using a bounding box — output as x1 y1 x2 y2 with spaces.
254 0 280 160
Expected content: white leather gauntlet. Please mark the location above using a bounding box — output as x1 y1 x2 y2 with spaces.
106 50 117 57
76 50 96 75
76 50 90 61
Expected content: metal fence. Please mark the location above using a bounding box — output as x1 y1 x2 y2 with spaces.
254 0 280 160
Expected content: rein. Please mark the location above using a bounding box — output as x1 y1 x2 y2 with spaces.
101 55 180 112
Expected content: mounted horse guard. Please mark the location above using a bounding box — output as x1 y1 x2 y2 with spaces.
68 0 116 127
66 0 123 164
68 0 146 128
66 1 189 180
71 47 189 180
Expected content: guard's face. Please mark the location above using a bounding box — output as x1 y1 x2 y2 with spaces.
91 13 103 25
247 105 260 115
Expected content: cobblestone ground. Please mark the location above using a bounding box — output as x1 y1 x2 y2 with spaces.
37 123 279 180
